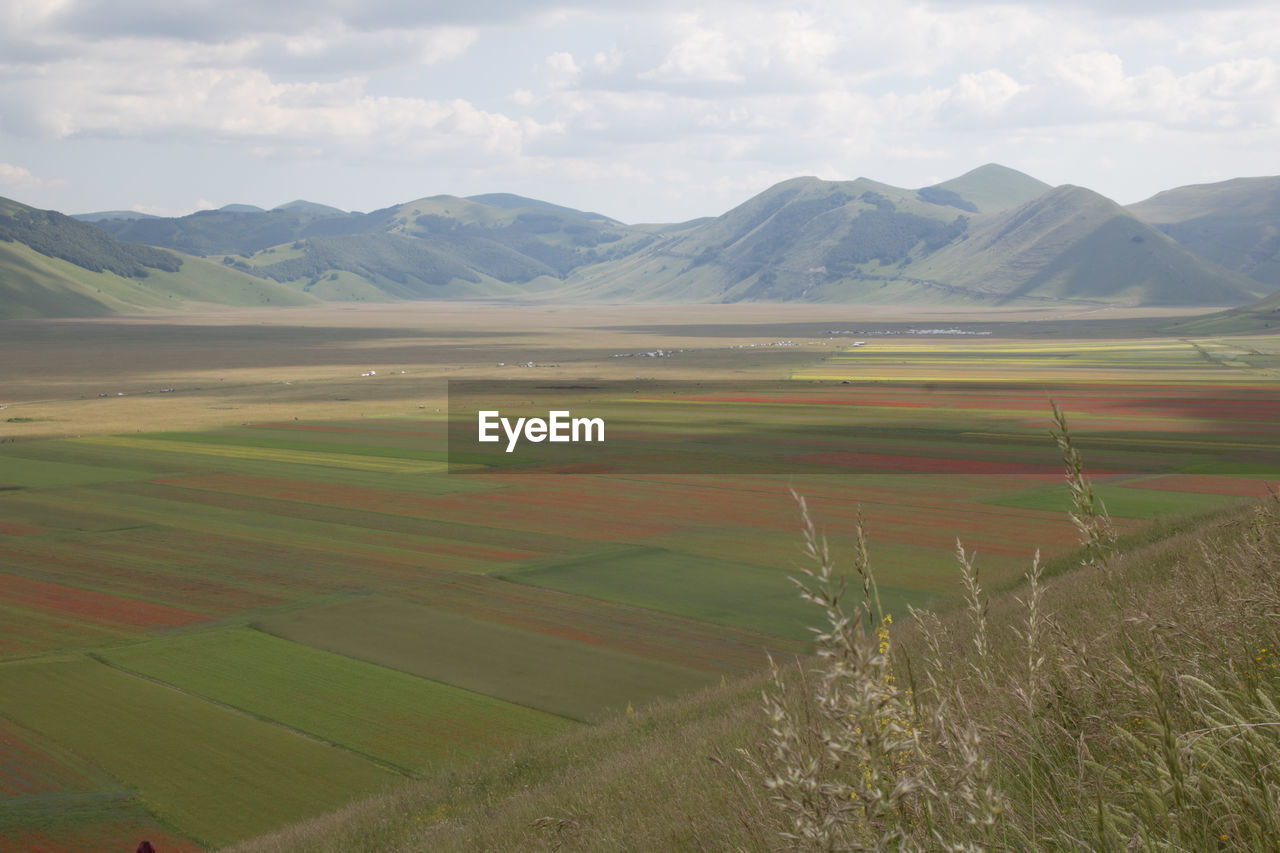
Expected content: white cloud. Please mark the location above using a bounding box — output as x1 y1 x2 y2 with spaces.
0 0 1277 221
944 69 1025 116
0 161 63 192
0 162 36 182
543 51 583 89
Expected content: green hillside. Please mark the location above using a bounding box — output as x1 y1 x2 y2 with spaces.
93 193 651 301
559 176 972 302
96 206 359 256
904 185 1263 305
925 162 1052 213
71 210 160 222
10 166 1274 312
0 194 316 319
0 196 180 278
272 200 348 217
558 170 1255 306
1128 176 1280 288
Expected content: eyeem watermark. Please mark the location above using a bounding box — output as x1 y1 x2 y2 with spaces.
478 410 605 453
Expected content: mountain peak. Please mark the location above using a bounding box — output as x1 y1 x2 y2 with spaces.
272 200 348 217
930 164 1052 213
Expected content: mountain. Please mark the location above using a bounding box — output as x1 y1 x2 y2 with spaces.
559 173 1257 306
72 210 160 222
923 163 1052 213
273 200 348 217
93 193 653 301
0 195 314 319
466 193 617 222
558 175 974 302
12 165 1271 314
1 196 181 278
1128 177 1280 288
902 185 1262 305
96 205 367 255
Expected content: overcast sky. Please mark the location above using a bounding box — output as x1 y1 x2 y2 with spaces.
1 0 1276 223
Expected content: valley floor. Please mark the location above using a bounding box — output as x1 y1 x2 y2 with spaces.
0 302 1277 849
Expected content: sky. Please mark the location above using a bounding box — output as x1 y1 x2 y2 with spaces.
0 0 1277 224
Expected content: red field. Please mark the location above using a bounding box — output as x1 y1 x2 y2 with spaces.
0 719 99 796
0 573 208 631
0 521 46 536
0 821 202 853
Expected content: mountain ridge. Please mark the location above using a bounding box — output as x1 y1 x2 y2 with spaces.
1128 176 1280 288
4 165 1276 317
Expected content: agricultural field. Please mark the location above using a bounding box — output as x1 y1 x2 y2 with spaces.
99 627 574 767
0 657 398 848
2 304 1280 848
256 597 717 722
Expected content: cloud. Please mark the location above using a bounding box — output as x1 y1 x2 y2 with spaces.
0 162 62 192
0 162 36 181
1 0 1277 222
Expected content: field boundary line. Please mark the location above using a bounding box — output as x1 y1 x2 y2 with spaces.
84 652 415 777
246 621 590 725
74 436 447 474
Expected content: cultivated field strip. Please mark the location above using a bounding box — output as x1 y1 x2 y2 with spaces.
399 571 802 673
256 597 717 722
0 657 399 847
100 627 575 770
0 716 201 853
78 435 449 474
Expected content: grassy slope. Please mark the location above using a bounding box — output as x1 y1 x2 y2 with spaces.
0 240 134 319
97 193 648 302
228 498 1277 852
0 240 315 319
558 172 1260 307
929 163 1052 213
559 176 971 303
1165 288 1280 335
139 253 317 308
1128 176 1280 288
906 185 1263 306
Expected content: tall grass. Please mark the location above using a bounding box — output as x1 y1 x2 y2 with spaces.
749 408 1280 850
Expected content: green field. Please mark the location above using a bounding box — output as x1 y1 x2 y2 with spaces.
0 657 397 847
100 627 574 768
500 545 933 641
257 597 715 722
987 481 1240 518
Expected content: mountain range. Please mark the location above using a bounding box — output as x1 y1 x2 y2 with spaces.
2 164 1276 319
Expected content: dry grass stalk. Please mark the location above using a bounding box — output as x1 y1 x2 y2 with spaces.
753 408 1280 852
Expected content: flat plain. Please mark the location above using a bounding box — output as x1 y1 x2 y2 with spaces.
2 301 1278 848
